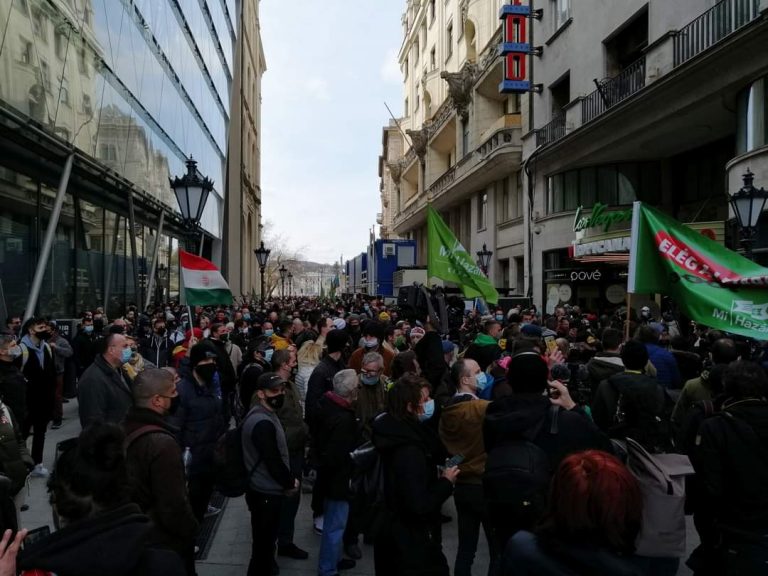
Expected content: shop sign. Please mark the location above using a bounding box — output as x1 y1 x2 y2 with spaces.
574 236 631 257
573 203 633 233
498 1 531 94
570 270 602 282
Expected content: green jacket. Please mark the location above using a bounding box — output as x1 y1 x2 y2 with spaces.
672 372 714 426
276 379 309 455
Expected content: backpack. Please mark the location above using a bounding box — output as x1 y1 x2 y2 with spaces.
483 406 560 515
613 377 675 453
349 441 385 506
213 409 260 497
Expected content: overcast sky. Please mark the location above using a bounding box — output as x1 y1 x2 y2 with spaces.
259 1 405 265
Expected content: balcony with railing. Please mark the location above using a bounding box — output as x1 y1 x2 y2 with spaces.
581 57 646 125
674 0 762 67
535 114 566 147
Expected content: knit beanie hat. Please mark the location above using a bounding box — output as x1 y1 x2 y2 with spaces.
325 329 348 354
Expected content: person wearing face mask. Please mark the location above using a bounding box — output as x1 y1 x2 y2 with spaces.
348 321 394 377
73 315 99 377
78 333 134 430
123 369 198 576
372 374 459 576
18 318 58 478
170 342 227 523
139 318 172 368
312 369 363 576
207 323 239 425
242 372 299 576
0 334 28 431
356 352 388 442
439 359 496 576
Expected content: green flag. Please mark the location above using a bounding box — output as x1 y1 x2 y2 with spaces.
427 205 499 304
628 202 768 340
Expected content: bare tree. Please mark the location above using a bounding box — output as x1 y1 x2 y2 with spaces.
260 220 307 299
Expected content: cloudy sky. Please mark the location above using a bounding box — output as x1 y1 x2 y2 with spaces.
259 1 405 264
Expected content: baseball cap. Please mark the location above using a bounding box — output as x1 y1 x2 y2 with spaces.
520 323 543 338
256 372 286 391
189 342 218 367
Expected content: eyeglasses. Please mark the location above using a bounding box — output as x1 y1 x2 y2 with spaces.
360 370 381 378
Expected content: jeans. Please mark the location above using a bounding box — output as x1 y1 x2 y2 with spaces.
318 499 349 576
246 490 284 576
23 413 49 465
454 484 497 576
188 470 215 523
278 453 304 546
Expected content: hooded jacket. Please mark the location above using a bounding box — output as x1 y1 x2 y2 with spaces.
585 353 624 396
463 333 502 372
694 399 768 533
373 412 452 524
439 394 489 485
18 504 185 576
0 359 27 425
305 354 345 427
312 392 361 500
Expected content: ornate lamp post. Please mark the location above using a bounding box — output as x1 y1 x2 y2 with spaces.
729 170 768 261
170 156 213 253
254 241 271 307
287 272 293 298
279 264 288 299
155 263 168 305
476 243 493 276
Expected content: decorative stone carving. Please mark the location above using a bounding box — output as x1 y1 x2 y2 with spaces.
387 159 407 184
441 62 479 122
406 126 429 163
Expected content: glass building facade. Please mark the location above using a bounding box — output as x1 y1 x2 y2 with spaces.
0 0 235 319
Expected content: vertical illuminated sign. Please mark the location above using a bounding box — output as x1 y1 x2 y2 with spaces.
499 0 531 93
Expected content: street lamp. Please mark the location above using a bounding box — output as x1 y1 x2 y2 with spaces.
476 243 493 276
287 272 293 298
170 156 213 252
254 241 271 307
730 170 768 261
279 264 288 299
155 263 168 305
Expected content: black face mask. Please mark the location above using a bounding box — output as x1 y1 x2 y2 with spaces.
155 327 166 336
168 395 181 415
195 364 217 384
265 394 285 411
219 333 229 343
36 330 52 341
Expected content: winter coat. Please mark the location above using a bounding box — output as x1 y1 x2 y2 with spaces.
439 394 489 485
78 355 133 428
672 369 720 427
208 338 237 397
348 345 395 376
414 332 450 396
645 343 682 389
592 371 670 452
50 335 73 375
585 353 624 397
18 504 186 576
275 378 309 455
19 338 56 422
694 399 768 534
73 331 98 376
0 401 32 495
373 412 452 576
356 378 387 442
123 407 198 557
463 333 502 371
0 360 27 425
138 335 172 368
503 531 645 576
312 392 361 500
169 374 226 477
484 394 613 473
671 349 702 383
304 354 345 427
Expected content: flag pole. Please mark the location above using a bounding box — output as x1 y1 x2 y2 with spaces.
625 292 632 342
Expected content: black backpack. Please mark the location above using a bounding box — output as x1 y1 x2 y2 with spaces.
613 378 675 453
213 409 260 497
483 406 559 514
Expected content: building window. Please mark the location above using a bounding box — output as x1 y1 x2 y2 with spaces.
404 56 409 80
446 23 454 59
477 191 488 230
54 30 67 60
19 38 32 64
82 94 92 116
78 47 88 75
461 119 470 156
404 97 409 117
100 144 118 162
515 256 525 292
39 60 51 92
414 38 419 64
499 174 522 223
32 10 46 42
429 0 436 24
430 46 436 70
415 93 420 112
13 0 28 11
553 0 571 31
59 77 69 105
500 259 510 289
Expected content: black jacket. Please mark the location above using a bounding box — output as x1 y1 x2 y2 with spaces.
585 353 624 398
208 338 237 396
73 331 99 376
484 394 612 472
78 355 133 428
463 341 501 372
0 360 27 425
312 392 361 500
414 332 449 396
138 335 172 368
694 399 768 534
305 354 345 427
19 340 57 421
18 504 185 576
373 412 453 525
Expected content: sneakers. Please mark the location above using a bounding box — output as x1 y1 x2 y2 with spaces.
204 505 221 518
30 464 49 478
337 558 356 571
277 543 309 560
313 515 324 535
344 543 362 560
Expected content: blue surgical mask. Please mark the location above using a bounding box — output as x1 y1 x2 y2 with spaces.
8 346 21 359
495 314 504 322
243 314 251 321
361 375 379 386
264 329 274 338
120 348 133 364
83 325 94 334
264 349 274 363
418 399 435 422
363 337 379 349
475 372 488 392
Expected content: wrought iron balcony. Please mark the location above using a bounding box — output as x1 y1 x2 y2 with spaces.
535 114 566 147
674 0 762 67
581 57 646 125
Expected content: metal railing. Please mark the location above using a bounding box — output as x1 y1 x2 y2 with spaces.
674 0 761 67
581 56 646 125
535 114 566 147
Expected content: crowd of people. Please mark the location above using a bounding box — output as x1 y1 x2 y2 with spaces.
0 295 765 576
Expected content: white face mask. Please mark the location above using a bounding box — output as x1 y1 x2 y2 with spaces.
5 346 21 359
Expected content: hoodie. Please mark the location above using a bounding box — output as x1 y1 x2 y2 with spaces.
18 504 185 576
439 395 489 484
585 353 624 396
464 333 502 371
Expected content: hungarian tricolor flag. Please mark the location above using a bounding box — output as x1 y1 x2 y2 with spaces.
179 250 233 306
628 202 768 340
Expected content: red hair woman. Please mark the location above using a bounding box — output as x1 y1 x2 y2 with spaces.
502 450 645 575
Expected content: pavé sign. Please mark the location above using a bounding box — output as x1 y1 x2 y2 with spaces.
570 270 602 282
573 203 633 233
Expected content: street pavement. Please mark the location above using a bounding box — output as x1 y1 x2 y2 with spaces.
25 399 696 575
